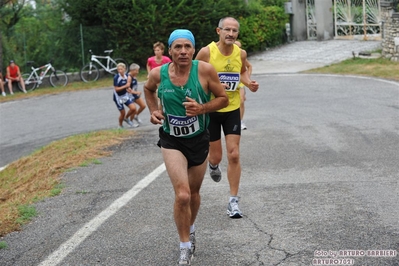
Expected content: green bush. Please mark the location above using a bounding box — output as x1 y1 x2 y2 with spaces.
239 6 288 53
2 0 289 71
96 0 248 66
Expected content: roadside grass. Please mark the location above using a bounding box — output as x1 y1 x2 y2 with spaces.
0 129 135 237
0 241 8 249
304 56 399 81
0 70 148 103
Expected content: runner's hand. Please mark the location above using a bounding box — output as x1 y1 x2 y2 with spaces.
183 97 204 117
151 110 164 125
248 80 259 92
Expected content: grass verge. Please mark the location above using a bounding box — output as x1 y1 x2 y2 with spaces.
0 70 148 103
0 129 135 237
304 57 399 81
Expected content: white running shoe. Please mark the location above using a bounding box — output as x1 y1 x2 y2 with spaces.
132 121 139 128
178 247 192 265
227 197 243 218
134 115 143 124
124 118 133 127
241 121 247 130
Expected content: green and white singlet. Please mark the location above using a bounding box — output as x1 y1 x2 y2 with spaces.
158 60 211 138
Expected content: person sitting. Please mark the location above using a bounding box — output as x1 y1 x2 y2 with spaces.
6 60 27 94
0 72 6 96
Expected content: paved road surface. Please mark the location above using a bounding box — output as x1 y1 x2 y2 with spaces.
0 40 398 266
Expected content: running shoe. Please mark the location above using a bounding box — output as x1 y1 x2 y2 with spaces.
134 115 143 124
2 92 5 97
178 247 192 265
189 232 196 255
132 121 139 128
227 198 243 218
123 118 133 127
241 121 247 130
209 164 222 182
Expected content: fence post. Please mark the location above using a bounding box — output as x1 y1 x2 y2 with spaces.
80 24 84 66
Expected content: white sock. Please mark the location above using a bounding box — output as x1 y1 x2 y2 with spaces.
209 163 218 169
230 196 238 202
180 241 191 249
190 224 195 234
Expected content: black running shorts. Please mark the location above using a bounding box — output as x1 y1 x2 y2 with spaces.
208 108 241 142
158 127 210 168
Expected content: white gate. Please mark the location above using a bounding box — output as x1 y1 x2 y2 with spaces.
306 0 317 40
306 0 382 40
334 0 382 40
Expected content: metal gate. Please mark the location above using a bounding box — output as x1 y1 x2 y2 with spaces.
306 0 317 40
334 0 381 40
306 0 382 40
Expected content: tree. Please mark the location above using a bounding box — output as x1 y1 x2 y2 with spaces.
0 0 27 72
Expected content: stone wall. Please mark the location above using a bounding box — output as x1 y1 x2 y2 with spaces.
381 3 399 61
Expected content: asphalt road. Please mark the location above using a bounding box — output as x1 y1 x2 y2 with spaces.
0 73 398 266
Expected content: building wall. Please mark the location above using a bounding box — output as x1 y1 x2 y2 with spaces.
291 0 307 41
381 5 399 61
315 1 334 41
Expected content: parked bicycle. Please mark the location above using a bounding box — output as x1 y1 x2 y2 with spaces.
80 49 128 82
19 61 68 92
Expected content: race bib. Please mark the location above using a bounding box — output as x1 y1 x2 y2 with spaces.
167 114 200 137
218 72 240 91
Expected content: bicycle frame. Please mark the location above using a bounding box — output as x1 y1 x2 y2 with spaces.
89 54 117 73
26 63 54 86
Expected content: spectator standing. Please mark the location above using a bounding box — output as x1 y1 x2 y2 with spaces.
146 41 172 78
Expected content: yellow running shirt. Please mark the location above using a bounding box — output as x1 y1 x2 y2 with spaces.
208 41 242 112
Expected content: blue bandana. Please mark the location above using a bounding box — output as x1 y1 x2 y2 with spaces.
168 29 195 48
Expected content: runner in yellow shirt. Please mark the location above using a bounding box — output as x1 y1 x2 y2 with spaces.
195 17 259 218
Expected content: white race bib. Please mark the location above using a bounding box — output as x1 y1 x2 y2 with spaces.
218 72 240 91
167 114 200 137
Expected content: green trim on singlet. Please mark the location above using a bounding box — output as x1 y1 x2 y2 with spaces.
158 60 210 138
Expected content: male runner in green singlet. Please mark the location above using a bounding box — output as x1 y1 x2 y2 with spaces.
144 29 228 265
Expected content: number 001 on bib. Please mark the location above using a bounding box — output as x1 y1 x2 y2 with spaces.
167 114 200 137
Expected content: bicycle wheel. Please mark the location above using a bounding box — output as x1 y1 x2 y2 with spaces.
80 63 99 82
110 58 128 74
50 70 68 87
20 73 37 91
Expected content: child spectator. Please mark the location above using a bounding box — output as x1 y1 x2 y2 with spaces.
127 63 147 126
113 63 137 129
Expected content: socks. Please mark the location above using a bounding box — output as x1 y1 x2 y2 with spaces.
230 196 238 202
179 224 196 249
209 163 218 169
180 241 191 249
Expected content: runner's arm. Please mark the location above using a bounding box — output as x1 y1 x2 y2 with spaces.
144 67 164 124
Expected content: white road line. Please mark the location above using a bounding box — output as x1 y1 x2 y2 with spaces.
38 163 166 266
